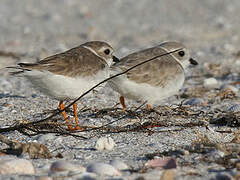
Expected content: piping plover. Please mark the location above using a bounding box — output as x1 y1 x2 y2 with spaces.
108 41 198 110
9 41 119 130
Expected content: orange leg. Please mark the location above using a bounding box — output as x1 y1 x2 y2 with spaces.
120 96 126 111
73 103 83 130
59 101 75 131
146 104 152 111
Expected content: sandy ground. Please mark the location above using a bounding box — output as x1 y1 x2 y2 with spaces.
0 0 240 179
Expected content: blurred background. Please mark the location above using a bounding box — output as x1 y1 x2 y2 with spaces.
0 1 240 178
0 0 240 67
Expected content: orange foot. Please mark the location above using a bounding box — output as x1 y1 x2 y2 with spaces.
146 104 152 111
59 101 84 131
74 125 85 131
120 96 127 111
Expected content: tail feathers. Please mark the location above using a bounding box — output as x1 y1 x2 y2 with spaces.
9 70 25 75
6 65 31 75
18 62 35 67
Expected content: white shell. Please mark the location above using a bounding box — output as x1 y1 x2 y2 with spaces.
95 137 115 151
203 78 219 88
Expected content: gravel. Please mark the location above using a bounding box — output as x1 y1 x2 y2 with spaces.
0 0 240 179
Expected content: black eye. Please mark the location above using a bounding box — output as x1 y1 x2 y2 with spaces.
178 51 185 57
104 49 110 55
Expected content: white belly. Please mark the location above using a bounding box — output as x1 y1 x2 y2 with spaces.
108 75 185 105
24 69 109 100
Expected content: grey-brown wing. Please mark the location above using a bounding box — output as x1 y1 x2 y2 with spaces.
18 46 106 77
112 47 184 87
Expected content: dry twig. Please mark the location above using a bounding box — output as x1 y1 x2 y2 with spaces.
0 49 183 135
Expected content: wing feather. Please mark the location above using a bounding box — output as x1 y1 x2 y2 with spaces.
111 47 184 87
9 46 106 77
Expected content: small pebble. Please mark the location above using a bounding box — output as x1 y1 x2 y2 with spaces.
220 84 239 93
236 162 240 170
234 173 240 180
95 137 115 151
36 177 53 180
87 162 121 176
72 172 97 180
49 170 69 177
110 159 129 170
0 152 7 156
36 134 57 142
228 104 240 112
145 158 177 169
160 169 175 180
224 43 235 52
183 150 190 156
0 156 35 175
203 78 219 88
205 150 225 160
229 158 240 164
135 177 146 180
0 78 12 89
50 161 86 173
216 173 233 180
183 98 205 106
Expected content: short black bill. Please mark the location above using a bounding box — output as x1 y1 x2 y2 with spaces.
113 55 120 63
189 58 198 65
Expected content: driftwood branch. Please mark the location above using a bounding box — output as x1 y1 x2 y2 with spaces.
0 48 182 134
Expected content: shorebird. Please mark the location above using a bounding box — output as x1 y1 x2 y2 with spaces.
108 41 198 110
9 41 119 130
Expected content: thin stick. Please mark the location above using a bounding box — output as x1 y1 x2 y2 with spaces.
0 48 182 133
